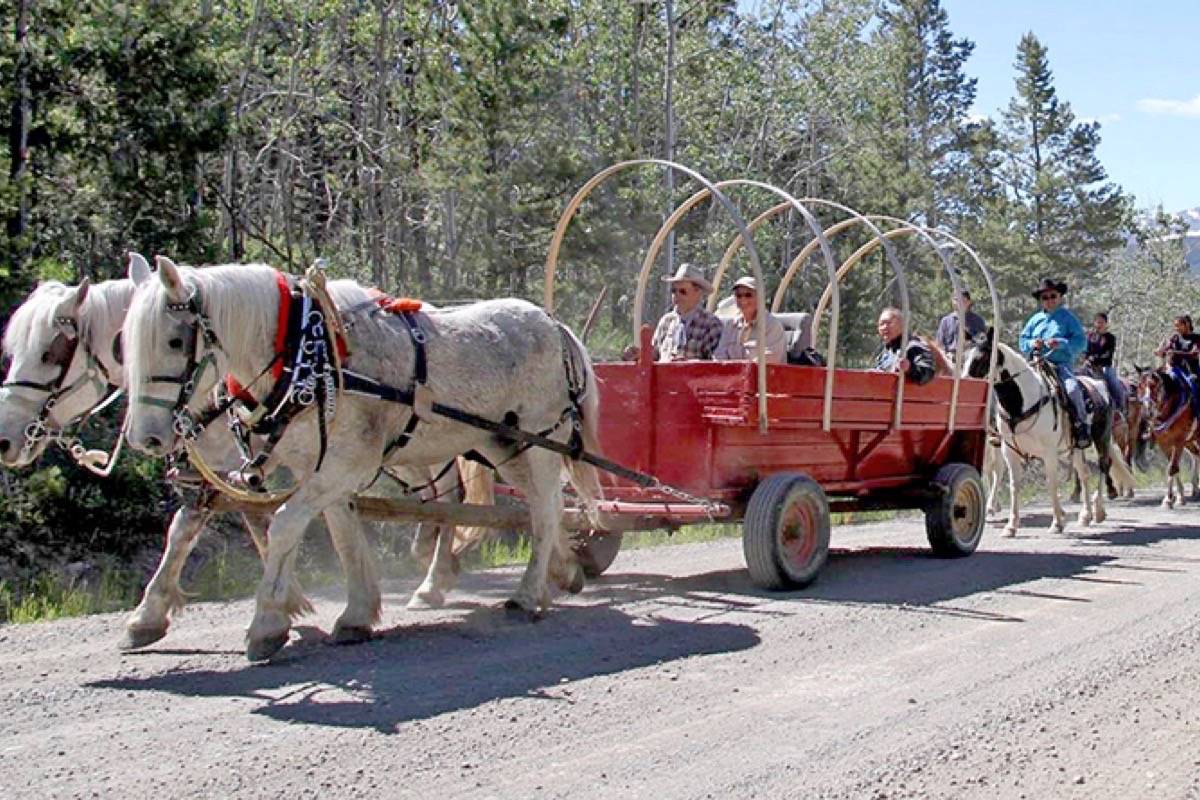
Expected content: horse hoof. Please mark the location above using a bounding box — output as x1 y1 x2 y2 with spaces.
119 625 168 651
245 631 290 662
566 565 585 595
502 598 541 622
406 589 445 610
1001 528 1017 539
331 624 373 646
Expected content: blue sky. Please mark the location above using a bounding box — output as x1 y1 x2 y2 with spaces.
942 0 1198 214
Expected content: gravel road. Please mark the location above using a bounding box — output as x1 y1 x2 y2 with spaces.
4 499 1200 799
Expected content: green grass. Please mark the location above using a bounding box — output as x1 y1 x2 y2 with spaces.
0 566 140 624
0 504 910 624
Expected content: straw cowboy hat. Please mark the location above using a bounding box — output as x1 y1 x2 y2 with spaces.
1031 277 1068 298
662 263 714 295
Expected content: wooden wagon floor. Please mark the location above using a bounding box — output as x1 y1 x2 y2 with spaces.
4 497 1200 798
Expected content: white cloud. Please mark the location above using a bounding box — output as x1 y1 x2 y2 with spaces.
1136 94 1200 118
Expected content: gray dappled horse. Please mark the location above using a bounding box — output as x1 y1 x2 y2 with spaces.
0 265 487 650
123 257 602 660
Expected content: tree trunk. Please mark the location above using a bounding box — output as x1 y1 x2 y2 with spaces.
6 0 31 262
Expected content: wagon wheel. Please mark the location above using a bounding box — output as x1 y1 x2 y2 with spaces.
743 473 831 590
573 531 623 578
925 462 985 557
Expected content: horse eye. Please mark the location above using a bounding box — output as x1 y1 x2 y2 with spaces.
168 337 184 350
40 351 51 364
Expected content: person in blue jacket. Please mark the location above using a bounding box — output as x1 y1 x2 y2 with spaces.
1019 277 1090 447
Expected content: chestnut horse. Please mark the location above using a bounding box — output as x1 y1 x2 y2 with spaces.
1137 367 1200 508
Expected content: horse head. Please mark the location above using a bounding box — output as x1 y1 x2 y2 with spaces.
961 326 1001 380
0 270 134 467
124 257 282 456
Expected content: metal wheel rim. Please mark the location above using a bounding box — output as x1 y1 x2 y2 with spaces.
950 479 983 542
778 491 819 573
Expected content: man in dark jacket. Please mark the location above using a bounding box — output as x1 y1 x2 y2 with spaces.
936 290 986 359
874 307 936 385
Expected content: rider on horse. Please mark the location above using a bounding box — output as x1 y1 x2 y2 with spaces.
1155 314 1200 419
1019 278 1090 447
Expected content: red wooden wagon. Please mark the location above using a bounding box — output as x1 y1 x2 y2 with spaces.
544 161 1002 588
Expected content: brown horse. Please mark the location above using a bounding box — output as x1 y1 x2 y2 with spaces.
1137 367 1200 507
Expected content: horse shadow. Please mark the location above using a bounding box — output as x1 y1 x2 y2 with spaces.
86 604 759 732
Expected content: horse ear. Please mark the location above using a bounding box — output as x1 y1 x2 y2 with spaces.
128 252 152 286
155 255 188 303
53 278 90 319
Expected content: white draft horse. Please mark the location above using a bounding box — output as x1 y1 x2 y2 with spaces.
0 266 489 650
963 329 1134 536
123 258 602 660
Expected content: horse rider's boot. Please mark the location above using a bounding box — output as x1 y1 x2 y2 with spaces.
1068 393 1090 449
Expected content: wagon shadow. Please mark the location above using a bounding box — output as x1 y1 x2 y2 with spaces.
606 547 1117 620
86 604 758 732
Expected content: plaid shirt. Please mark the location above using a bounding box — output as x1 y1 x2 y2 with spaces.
652 306 724 361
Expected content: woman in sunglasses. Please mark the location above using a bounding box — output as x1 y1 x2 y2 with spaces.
1018 277 1090 446
713 276 787 364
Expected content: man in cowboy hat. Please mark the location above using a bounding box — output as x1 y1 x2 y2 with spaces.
1019 277 1090 446
642 263 725 361
714 276 787 363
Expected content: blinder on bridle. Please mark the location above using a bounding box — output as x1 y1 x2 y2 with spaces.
1 313 119 460
137 283 224 443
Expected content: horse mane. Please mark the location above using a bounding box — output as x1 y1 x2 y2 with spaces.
2 279 134 357
3 281 70 356
125 263 282 397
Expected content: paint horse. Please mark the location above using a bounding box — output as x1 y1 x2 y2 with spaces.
963 329 1134 536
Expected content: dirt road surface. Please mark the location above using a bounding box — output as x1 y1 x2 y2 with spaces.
4 499 1200 799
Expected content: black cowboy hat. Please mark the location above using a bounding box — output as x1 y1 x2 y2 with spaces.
1031 277 1068 299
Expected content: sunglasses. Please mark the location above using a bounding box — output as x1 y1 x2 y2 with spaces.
670 286 693 296
734 291 755 299
1040 293 1060 300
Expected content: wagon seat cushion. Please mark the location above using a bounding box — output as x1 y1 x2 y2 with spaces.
776 312 819 364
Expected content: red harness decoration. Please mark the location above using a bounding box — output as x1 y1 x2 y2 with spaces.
225 271 293 404
368 288 423 315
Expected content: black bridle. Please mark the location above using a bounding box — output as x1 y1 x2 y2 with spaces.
2 315 121 461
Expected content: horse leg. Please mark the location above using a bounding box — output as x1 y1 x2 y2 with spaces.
322 501 381 644
408 521 457 610
498 448 581 617
1002 445 1023 537
120 505 212 649
986 451 1005 517
245 504 308 660
1163 445 1181 508
1073 450 1094 527
1044 448 1066 534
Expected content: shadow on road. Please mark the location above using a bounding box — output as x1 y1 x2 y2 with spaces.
87 604 758 732
606 547 1116 624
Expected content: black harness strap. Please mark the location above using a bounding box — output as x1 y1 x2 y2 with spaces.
386 311 428 453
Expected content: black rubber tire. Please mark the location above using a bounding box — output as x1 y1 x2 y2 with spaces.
925 462 985 557
742 473 830 590
573 531 623 577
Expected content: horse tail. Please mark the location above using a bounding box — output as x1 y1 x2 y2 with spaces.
1107 442 1137 494
557 322 605 524
451 456 495 557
